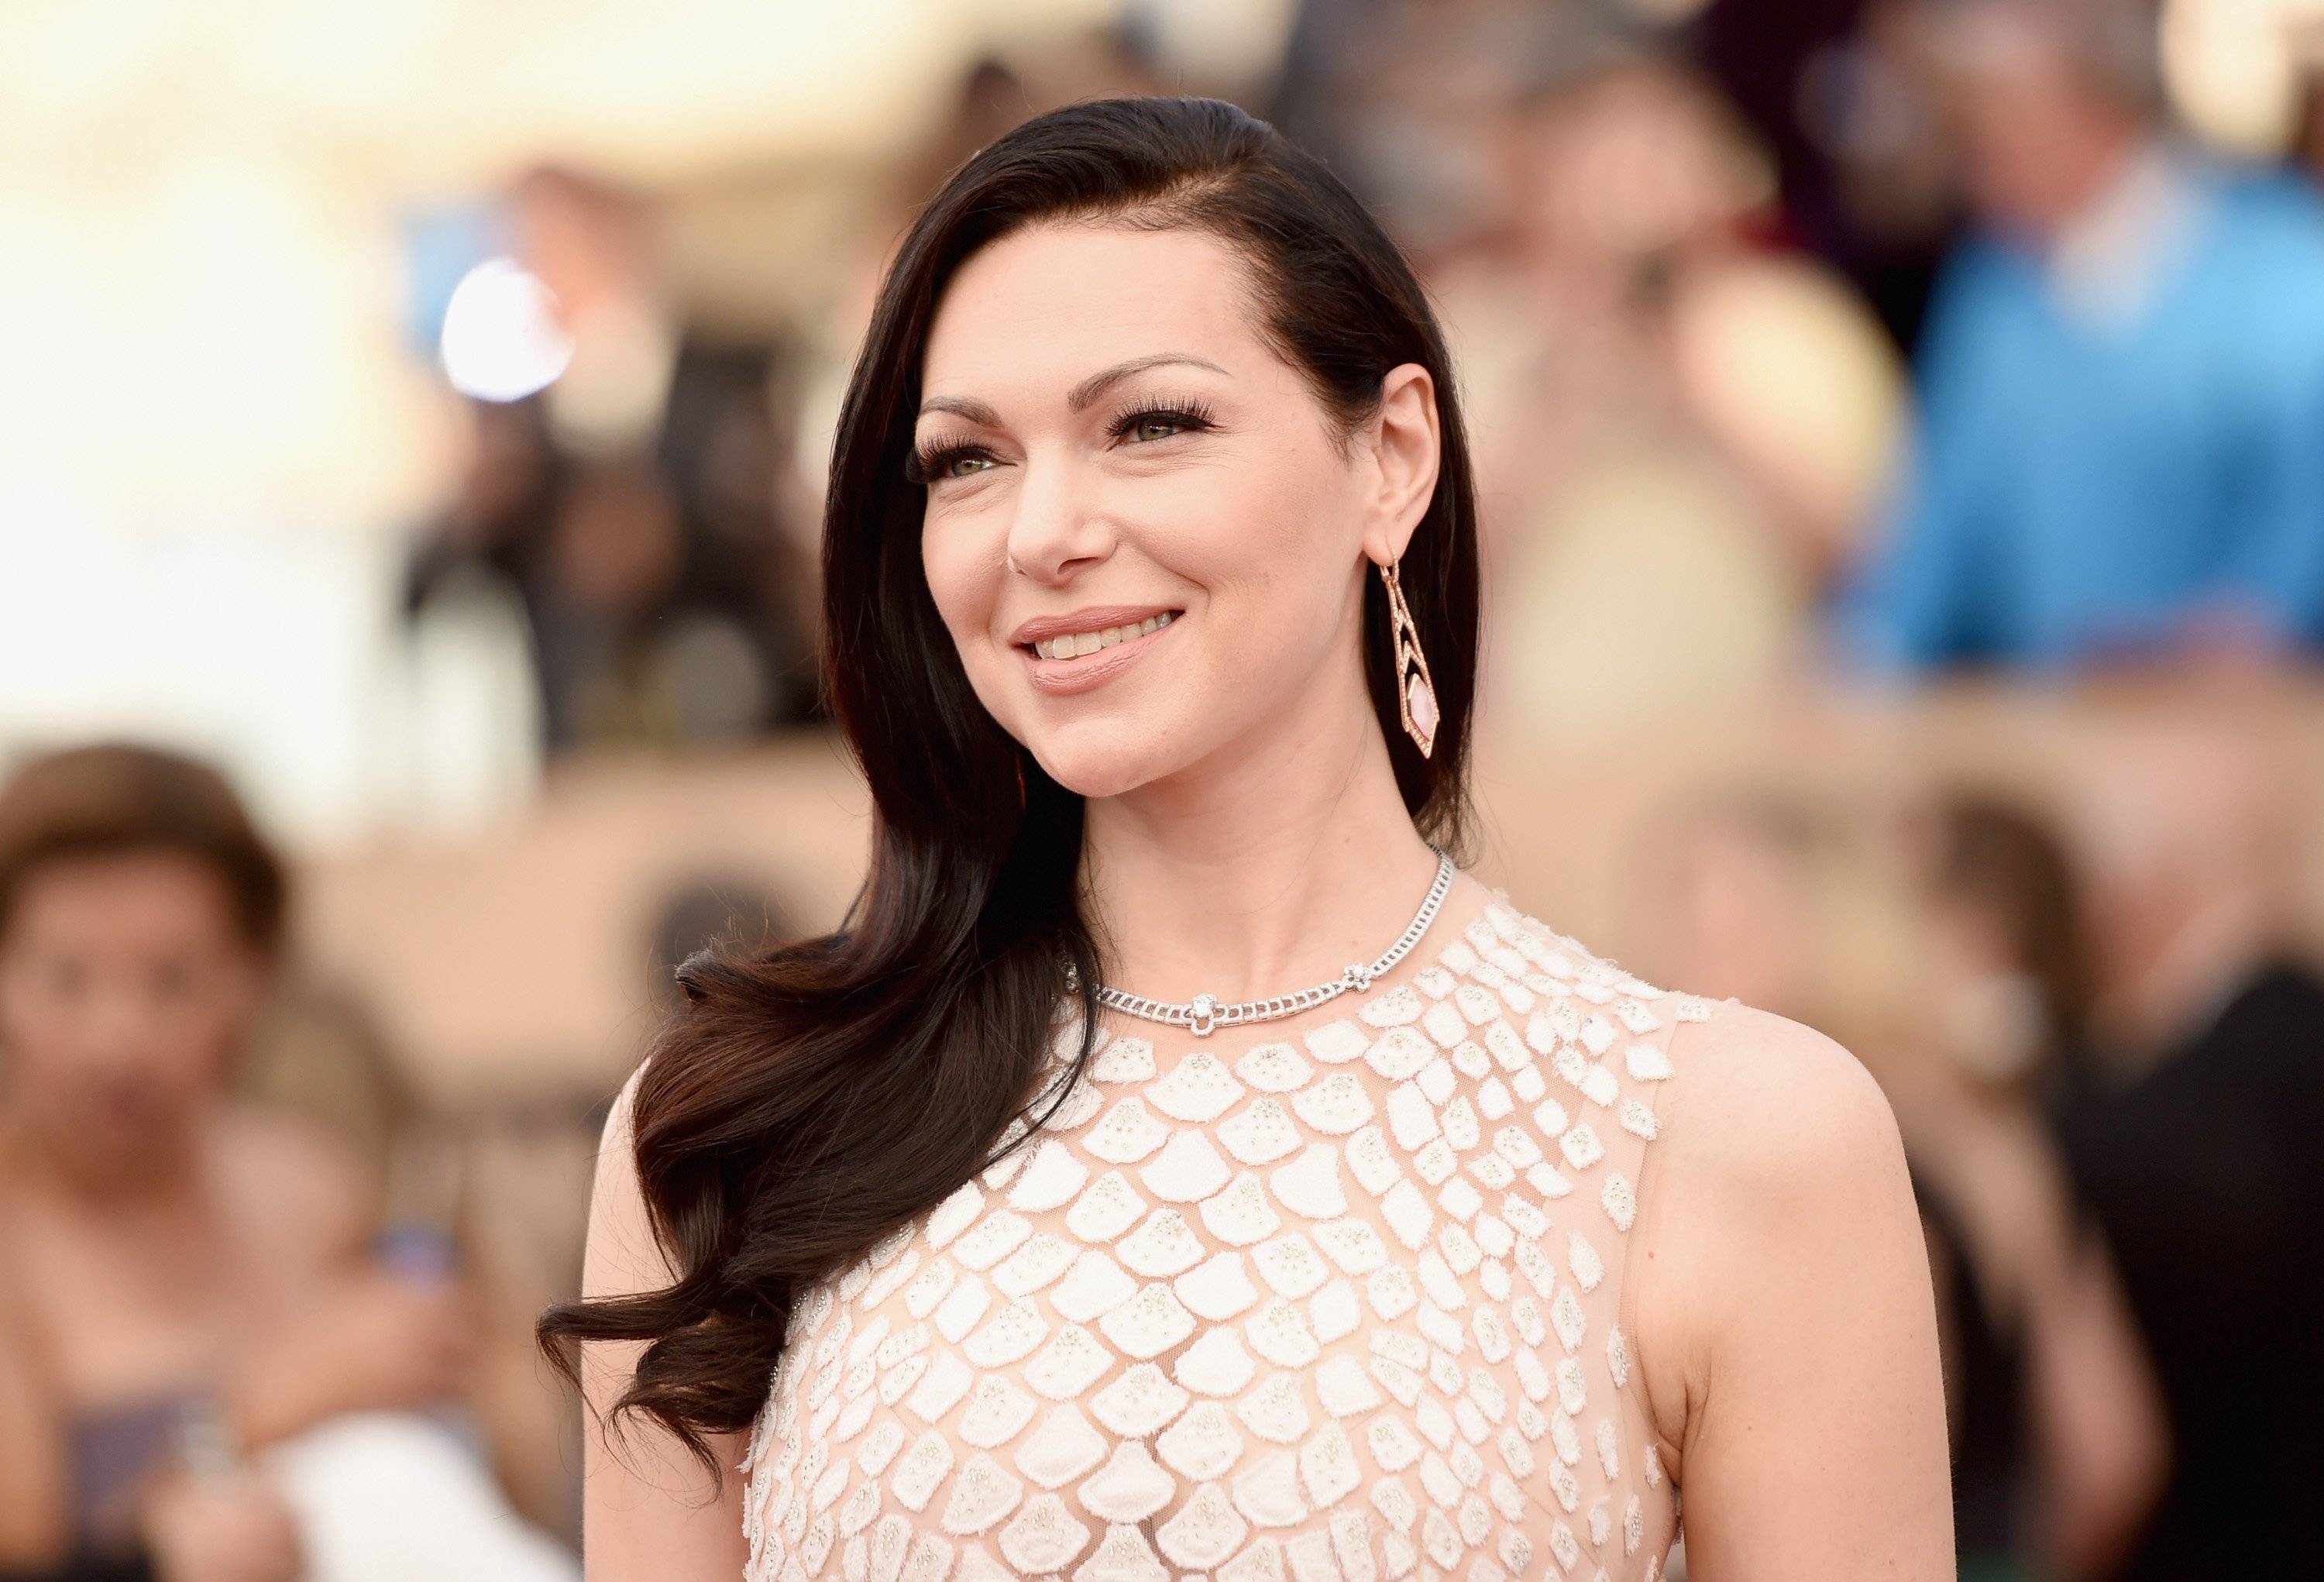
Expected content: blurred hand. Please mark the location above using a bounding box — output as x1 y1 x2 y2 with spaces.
141 1472 302 1582
235 1268 478 1446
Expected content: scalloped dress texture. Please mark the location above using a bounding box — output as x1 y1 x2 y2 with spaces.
739 898 1712 1582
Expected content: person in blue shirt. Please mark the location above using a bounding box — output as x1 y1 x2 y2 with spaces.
1842 0 2324 672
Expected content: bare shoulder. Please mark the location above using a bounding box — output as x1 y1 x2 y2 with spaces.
576 1061 753 1576
584 1063 675 1302
1655 1000 1906 1205
1627 1001 1951 1570
210 1102 373 1271
1634 1000 1931 1464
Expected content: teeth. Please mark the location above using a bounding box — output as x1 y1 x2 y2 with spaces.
1033 610 1174 660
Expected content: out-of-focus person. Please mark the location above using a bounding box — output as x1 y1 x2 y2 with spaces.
1842 0 2324 672
1614 786 1918 1040
1615 791 1834 1023
1695 0 1965 348
1618 782 2171 1578
406 172 820 757
2051 707 2324 1579
1890 796 2165 1582
0 746 569 1582
1439 50 1903 730
2298 29 2324 192
407 390 816 755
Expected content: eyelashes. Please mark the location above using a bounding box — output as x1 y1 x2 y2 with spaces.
1105 396 1216 444
908 397 1219 484
906 436 992 486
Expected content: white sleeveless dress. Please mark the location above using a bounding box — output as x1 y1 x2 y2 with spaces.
740 895 1712 1582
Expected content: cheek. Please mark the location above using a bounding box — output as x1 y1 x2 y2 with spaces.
174 975 244 1034
0 967 75 1053
920 505 1006 649
919 502 1040 739
0 1001 99 1102
171 959 260 1058
1163 449 1360 635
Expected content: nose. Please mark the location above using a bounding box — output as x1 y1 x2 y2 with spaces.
1003 446 1113 586
82 982 167 1068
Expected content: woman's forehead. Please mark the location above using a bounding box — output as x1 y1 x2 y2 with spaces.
7 849 244 933
921 224 1266 402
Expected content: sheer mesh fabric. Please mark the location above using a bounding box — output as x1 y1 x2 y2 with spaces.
740 896 1710 1582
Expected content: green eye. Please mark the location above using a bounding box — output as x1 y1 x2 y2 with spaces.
911 444 997 484
1109 401 1213 446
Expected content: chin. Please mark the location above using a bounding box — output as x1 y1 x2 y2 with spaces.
1024 720 1188 801
1033 748 1164 802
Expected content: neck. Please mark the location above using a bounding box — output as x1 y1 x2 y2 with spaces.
1081 675 1441 1009
2026 120 2151 248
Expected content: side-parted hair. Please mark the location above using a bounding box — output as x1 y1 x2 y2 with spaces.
540 95 1482 1467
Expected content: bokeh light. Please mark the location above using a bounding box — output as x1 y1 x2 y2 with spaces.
438 256 572 403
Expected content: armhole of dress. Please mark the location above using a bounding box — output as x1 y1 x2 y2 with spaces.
1610 990 1715 1566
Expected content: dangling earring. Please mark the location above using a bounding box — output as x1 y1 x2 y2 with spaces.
1379 559 1439 759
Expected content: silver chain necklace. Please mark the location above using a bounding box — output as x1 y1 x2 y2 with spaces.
1095 848 1456 1037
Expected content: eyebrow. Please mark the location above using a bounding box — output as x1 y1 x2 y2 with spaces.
916 394 1002 426
914 353 1229 427
1066 353 1229 413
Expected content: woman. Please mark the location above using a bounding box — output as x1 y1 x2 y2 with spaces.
1896 796 2164 1581
548 98 1949 1581
0 746 472 1582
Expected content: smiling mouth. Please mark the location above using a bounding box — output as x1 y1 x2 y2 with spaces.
1026 610 1177 661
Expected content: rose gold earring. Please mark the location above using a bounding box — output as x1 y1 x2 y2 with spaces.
1379 559 1439 758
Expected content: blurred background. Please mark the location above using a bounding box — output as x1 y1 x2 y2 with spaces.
4 0 2323 1577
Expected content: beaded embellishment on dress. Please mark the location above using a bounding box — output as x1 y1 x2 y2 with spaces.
740 898 1710 1582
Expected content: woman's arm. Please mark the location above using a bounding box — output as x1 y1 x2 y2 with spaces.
215 1109 475 1453
578 1071 748 1582
2020 1216 2169 1577
1635 1006 1954 1580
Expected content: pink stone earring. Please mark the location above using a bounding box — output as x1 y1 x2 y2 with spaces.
1379 558 1439 758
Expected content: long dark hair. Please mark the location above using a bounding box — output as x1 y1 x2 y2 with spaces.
540 95 1483 1470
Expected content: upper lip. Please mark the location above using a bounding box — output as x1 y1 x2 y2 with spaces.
1009 606 1180 647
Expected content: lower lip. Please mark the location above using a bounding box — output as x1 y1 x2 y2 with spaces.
1021 621 1177 695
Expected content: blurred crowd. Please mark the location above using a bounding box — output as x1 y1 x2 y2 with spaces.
1612 697 2324 1582
8 0 2324 1578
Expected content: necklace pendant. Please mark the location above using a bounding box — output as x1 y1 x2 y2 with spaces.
1188 992 1219 1037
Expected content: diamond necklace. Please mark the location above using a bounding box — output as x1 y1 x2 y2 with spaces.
1094 848 1457 1037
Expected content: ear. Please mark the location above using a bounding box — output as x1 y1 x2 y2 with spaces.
1359 363 1442 568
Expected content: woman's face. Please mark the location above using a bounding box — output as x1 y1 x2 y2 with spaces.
0 851 263 1173
916 222 1439 800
